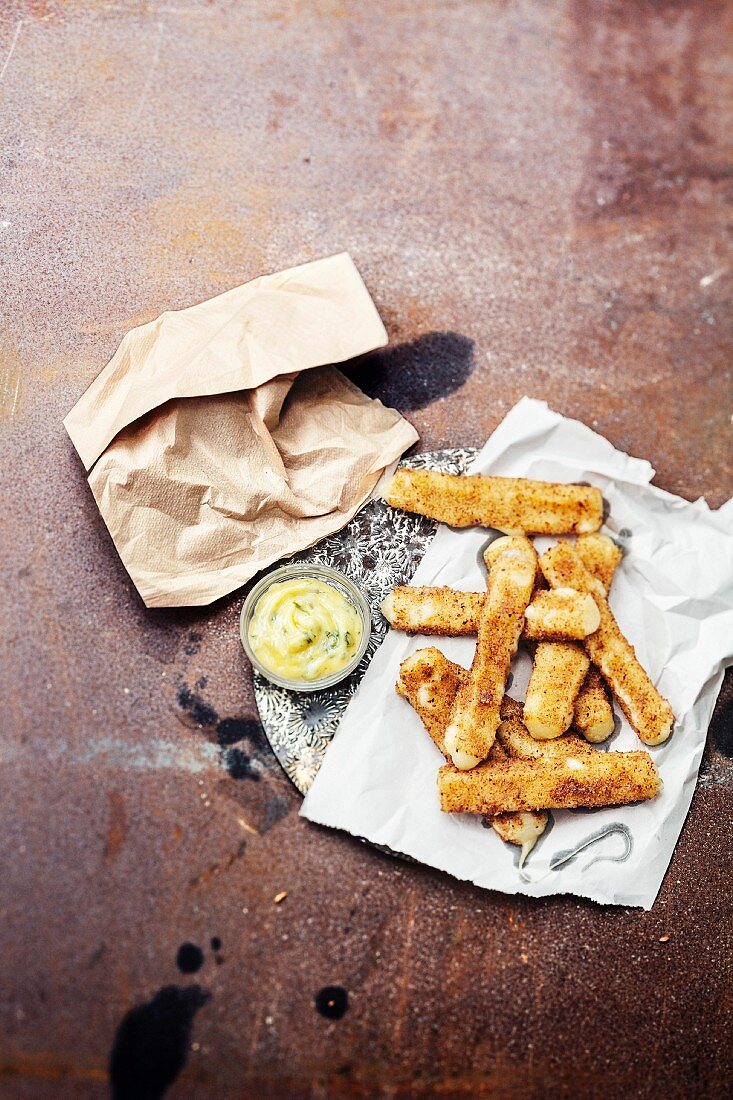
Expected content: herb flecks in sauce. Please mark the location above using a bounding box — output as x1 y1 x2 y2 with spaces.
248 579 362 682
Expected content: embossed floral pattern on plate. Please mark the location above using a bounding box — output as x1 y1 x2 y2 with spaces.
252 449 477 794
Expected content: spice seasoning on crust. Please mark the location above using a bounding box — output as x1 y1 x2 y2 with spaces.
383 470 604 535
437 751 661 815
539 542 674 746
443 536 537 768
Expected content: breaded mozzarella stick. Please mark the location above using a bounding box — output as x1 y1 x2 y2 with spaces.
384 585 600 642
396 648 527 732
396 647 465 758
576 533 623 591
438 750 661 815
539 543 674 746
574 667 616 743
383 469 604 535
444 536 537 769
497 711 592 761
396 648 548 854
523 588 601 641
525 531 620 743
572 534 620 742
490 810 550 862
523 642 590 738
381 587 484 636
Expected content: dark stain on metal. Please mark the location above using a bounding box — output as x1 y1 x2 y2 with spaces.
346 332 475 412
109 985 210 1100
175 943 204 975
314 986 349 1020
222 746 259 781
183 631 202 656
178 683 270 777
177 673 276 783
216 716 266 749
177 684 218 728
215 714 271 777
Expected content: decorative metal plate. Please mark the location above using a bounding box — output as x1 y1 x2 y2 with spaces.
253 448 477 794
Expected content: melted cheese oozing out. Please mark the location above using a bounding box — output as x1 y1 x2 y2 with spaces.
515 812 547 866
444 724 481 770
248 579 362 682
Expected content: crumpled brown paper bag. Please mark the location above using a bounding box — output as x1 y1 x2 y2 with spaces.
64 253 418 607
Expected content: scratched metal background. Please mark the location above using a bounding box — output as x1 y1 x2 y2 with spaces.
1 1 731 1098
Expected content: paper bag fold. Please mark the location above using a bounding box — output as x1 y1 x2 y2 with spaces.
64 253 418 607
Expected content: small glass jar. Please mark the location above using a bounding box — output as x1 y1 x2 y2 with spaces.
240 563 372 691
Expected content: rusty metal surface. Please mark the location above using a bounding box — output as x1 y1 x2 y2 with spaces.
1 1 731 1097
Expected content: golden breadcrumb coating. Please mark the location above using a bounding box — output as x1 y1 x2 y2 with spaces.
383 469 604 535
570 536 620 742
491 809 549 850
523 588 601 641
396 646 463 758
381 587 484 636
576 532 623 592
523 642 591 738
396 648 547 847
437 751 661 814
497 713 592 760
540 542 674 745
444 536 537 767
523 535 620 745
573 666 615 743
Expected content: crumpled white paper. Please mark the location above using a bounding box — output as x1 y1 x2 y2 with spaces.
301 398 733 908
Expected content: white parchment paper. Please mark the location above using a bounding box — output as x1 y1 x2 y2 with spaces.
301 399 733 908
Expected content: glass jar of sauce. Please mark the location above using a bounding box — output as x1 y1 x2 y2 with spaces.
240 564 372 691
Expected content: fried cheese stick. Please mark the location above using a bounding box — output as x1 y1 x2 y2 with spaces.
438 750 661 815
444 536 537 768
396 646 467 758
539 542 674 745
574 667 616 743
383 470 604 535
523 589 601 641
383 585 599 641
523 642 591 739
571 534 620 742
396 648 548 854
381 587 484 636
524 533 621 742
497 706 594 761
490 810 549 855
576 532 623 591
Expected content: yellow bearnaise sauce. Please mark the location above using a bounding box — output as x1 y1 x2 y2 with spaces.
248 578 362 682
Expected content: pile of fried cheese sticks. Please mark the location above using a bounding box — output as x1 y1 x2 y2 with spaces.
380 469 675 859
